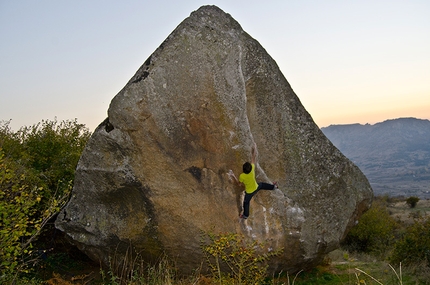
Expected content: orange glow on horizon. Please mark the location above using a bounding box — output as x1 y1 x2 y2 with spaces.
314 105 430 128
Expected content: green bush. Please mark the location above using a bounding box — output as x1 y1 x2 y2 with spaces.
390 217 430 266
0 149 74 276
342 200 398 256
0 119 90 279
0 151 41 274
1 119 90 201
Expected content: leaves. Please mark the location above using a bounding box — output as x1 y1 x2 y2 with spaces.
342 200 398 256
0 119 90 276
202 232 283 284
390 217 430 265
0 152 39 273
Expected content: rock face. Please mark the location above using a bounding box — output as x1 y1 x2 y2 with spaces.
55 5 373 274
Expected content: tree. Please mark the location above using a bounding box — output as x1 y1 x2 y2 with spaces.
406 196 420 208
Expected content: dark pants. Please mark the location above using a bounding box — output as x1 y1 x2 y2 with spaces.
243 182 275 218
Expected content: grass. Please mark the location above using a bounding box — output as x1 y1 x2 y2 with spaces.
3 248 428 284
279 256 406 285
387 197 430 224
5 197 430 284
22 249 426 285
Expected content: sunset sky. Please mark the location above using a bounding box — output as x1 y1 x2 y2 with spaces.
1 0 429 131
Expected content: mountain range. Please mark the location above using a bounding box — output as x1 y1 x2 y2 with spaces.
321 118 430 198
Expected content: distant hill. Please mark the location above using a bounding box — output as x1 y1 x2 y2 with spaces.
321 118 430 198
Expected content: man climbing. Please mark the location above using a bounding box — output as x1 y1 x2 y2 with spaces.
228 143 278 219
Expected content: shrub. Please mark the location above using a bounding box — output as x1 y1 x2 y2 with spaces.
0 151 41 274
10 119 90 201
0 119 90 280
0 150 72 276
390 217 430 266
406 196 420 208
342 200 398 256
202 232 283 285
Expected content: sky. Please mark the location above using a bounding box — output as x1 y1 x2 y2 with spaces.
1 0 429 131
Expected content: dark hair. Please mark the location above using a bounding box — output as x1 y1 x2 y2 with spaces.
243 162 252 174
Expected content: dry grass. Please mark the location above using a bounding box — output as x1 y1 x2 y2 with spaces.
387 198 430 224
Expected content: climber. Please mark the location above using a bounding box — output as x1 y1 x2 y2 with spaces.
228 143 278 219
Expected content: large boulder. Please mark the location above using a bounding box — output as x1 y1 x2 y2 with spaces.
55 5 372 274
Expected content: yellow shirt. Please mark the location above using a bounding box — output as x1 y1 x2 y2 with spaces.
239 163 259 194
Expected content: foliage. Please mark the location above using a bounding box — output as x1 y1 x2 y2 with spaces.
0 151 40 274
0 119 90 280
341 200 398 256
406 196 419 208
0 119 90 203
390 216 430 266
202 232 283 285
0 149 73 276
